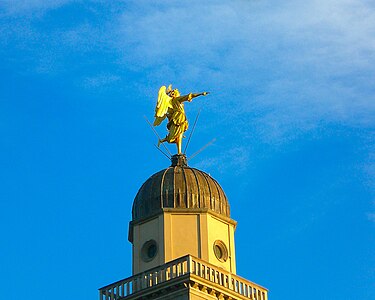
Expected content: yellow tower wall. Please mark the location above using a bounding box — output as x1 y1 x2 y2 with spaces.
132 214 165 274
131 209 237 275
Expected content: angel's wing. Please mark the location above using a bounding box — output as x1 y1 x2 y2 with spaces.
153 86 172 126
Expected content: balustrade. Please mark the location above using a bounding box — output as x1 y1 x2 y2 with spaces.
99 255 267 300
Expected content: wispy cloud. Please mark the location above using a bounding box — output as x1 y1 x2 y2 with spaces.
112 0 375 134
83 73 121 88
193 146 250 175
1 0 374 149
367 213 375 223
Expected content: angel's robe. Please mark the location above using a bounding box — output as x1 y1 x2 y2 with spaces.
165 94 193 142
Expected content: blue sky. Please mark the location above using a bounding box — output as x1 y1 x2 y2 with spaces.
1 1 374 299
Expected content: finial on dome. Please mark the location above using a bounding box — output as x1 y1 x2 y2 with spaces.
171 154 188 167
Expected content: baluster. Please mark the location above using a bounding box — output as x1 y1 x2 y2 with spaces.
182 259 186 274
158 268 163 283
126 281 130 295
147 273 150 287
187 256 191 274
244 284 249 297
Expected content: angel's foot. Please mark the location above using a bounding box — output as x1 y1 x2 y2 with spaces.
157 139 162 147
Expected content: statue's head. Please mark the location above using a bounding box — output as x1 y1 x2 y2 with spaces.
168 88 180 98
171 89 180 97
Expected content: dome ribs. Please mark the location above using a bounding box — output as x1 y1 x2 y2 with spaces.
194 169 209 209
201 171 213 212
164 168 174 208
211 178 223 215
160 167 170 209
180 167 189 208
132 166 230 221
189 168 201 209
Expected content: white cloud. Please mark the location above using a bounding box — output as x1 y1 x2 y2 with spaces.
1 0 374 146
112 0 375 135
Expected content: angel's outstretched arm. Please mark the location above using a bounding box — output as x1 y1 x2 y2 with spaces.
178 92 210 103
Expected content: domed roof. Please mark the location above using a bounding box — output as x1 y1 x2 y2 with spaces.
132 154 230 222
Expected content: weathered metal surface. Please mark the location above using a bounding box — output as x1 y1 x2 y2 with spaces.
132 155 230 221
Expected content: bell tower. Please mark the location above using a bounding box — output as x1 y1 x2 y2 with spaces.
129 154 236 275
100 154 268 300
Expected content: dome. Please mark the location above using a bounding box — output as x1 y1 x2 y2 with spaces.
132 154 230 222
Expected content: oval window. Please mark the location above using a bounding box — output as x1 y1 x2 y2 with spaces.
141 240 158 262
213 240 228 262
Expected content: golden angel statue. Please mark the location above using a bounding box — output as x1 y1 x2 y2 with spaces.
153 85 209 154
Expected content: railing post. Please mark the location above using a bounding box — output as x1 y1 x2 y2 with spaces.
187 256 191 274
110 286 114 300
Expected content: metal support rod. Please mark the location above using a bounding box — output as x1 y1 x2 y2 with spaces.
188 138 216 161
144 116 172 157
154 144 170 160
183 109 201 154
